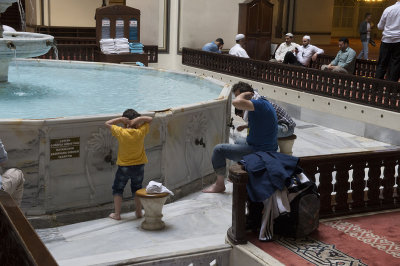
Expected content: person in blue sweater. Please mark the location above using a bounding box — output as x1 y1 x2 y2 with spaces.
202 38 224 53
203 82 278 193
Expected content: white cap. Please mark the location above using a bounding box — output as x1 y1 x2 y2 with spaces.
235 34 245 41
303 35 311 40
285 33 294 37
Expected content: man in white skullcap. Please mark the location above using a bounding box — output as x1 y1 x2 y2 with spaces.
271 33 300 63
283 35 324 67
229 34 250 58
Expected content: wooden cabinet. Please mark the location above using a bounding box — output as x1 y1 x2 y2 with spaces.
238 0 273 60
95 5 148 65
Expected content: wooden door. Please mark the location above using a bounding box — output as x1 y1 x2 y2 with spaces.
239 0 273 60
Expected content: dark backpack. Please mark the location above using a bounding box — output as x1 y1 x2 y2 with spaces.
274 181 320 238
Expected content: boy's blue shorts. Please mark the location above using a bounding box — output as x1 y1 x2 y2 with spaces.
112 164 144 197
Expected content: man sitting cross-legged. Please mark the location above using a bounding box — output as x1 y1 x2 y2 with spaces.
203 82 278 193
321 37 356 74
283 35 324 67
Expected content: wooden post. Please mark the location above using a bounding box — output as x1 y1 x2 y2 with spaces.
227 164 249 245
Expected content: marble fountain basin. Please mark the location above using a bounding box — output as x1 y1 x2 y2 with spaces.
0 59 231 215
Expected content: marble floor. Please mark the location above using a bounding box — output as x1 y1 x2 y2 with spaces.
36 117 397 265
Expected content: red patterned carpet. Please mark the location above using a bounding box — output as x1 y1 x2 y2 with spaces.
248 211 400 265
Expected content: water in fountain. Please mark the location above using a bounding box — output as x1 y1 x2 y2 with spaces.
1 60 223 119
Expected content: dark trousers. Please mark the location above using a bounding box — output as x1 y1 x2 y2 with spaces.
283 52 304 66
375 41 400 82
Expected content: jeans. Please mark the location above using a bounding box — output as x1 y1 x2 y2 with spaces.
357 40 369 60
278 124 295 138
212 142 256 175
112 164 144 196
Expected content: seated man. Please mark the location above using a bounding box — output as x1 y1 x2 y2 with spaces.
0 139 25 207
271 33 299 63
229 34 250 58
233 84 295 138
202 38 224 53
321 37 356 74
203 82 277 193
283 35 324 67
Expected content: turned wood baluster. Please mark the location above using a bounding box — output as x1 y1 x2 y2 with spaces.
334 162 350 212
351 161 367 209
317 163 334 215
366 159 382 207
381 159 396 205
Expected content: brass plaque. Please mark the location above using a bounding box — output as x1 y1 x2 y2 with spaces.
50 137 80 160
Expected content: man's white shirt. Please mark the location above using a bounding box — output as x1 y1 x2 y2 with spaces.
274 42 299 61
229 44 250 58
296 44 324 66
377 1 400 43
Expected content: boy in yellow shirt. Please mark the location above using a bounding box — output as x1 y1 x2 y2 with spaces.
105 109 153 220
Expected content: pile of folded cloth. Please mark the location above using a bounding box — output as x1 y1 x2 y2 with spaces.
114 38 130 53
99 39 115 54
146 181 174 195
99 38 130 54
129 42 144 54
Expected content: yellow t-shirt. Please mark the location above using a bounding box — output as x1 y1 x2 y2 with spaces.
111 123 150 166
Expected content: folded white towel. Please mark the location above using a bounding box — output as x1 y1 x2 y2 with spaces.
146 181 174 195
100 38 115 44
114 38 129 43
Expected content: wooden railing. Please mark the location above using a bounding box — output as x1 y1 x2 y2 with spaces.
310 54 378 78
0 191 57 265
227 149 400 244
182 48 400 113
36 37 158 63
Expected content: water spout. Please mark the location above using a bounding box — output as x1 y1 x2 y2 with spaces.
7 41 15 50
46 39 58 60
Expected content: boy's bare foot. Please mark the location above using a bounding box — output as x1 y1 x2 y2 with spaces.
202 183 226 193
109 213 121 220
136 210 143 218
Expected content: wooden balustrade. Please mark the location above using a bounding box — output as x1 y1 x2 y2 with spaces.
182 48 400 112
227 149 400 244
0 191 57 265
36 37 158 63
310 54 377 78
38 43 157 63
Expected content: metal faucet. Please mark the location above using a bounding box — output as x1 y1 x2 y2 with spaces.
0 21 3 38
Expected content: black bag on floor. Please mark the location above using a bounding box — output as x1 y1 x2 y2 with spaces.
274 181 320 238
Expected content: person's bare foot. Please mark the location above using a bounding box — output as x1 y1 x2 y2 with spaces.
202 183 226 193
109 213 121 220
136 210 143 218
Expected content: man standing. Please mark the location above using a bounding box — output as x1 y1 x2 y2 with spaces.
202 38 224 53
283 35 324 67
0 139 25 207
321 37 356 74
229 34 250 58
357 13 373 60
375 0 400 82
203 82 277 193
271 33 299 63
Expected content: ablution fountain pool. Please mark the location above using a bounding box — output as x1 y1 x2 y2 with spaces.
0 1 231 215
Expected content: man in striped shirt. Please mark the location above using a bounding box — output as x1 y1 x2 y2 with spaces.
233 85 296 138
